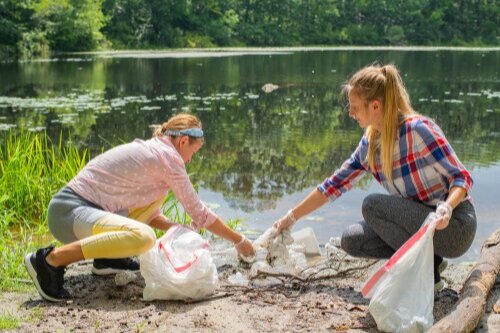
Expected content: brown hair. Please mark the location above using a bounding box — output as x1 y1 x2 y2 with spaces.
344 64 416 180
153 113 203 144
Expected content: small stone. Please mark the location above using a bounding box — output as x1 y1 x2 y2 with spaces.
115 270 137 286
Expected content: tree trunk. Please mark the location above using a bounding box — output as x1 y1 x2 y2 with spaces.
428 230 500 333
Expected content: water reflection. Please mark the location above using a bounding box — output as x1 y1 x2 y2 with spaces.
1 84 498 210
0 50 499 259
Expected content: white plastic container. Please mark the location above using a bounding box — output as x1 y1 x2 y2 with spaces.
291 227 321 255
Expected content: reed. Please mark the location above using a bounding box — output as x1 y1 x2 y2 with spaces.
0 131 89 230
0 131 88 289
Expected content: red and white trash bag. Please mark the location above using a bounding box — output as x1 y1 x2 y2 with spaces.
362 213 439 333
140 225 218 301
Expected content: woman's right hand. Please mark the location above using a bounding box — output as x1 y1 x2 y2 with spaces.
273 210 297 234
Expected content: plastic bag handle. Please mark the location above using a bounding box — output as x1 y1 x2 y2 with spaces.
159 241 199 273
158 225 209 273
362 214 438 297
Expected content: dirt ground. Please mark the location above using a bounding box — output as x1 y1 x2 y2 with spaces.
1 257 499 333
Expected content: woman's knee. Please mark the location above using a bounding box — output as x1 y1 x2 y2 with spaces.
435 219 476 258
132 224 156 253
361 193 385 220
341 225 363 257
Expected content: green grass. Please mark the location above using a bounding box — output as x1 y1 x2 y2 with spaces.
0 131 89 230
161 181 245 237
0 131 89 290
0 312 21 330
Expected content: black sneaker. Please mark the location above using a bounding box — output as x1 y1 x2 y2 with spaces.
91 257 140 275
24 245 70 302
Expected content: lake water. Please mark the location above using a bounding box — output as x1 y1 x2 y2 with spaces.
1 48 499 261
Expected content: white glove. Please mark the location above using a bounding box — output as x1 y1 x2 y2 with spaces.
272 210 297 234
234 235 256 263
435 201 452 229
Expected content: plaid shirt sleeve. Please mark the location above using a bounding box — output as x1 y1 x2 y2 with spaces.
318 136 369 201
413 118 473 194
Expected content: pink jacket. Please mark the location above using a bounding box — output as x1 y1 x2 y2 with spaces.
68 136 217 229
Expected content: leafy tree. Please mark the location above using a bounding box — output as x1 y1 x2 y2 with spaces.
102 0 152 48
32 0 105 51
0 0 36 58
1 0 499 58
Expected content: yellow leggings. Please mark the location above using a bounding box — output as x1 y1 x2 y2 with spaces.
48 187 162 260
80 214 156 259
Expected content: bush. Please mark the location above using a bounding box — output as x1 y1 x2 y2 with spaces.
17 30 50 59
183 33 215 48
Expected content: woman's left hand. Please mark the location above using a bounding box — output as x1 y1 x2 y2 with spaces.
435 215 450 230
435 201 452 230
235 236 255 259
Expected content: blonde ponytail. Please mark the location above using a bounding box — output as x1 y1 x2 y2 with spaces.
347 64 415 181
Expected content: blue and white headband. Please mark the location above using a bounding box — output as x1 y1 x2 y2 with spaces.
163 127 204 138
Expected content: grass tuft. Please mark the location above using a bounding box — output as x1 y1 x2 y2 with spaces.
0 312 20 330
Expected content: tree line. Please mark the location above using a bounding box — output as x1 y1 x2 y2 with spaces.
1 0 498 59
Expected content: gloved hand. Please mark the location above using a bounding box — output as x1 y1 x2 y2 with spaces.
435 201 452 230
273 210 297 234
234 235 255 262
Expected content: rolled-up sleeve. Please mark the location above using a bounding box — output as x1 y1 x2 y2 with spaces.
318 138 368 201
164 158 218 229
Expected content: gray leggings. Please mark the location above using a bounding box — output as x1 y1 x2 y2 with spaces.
47 186 156 259
341 193 477 259
47 186 109 244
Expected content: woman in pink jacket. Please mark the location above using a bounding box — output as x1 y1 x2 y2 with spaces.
25 113 255 302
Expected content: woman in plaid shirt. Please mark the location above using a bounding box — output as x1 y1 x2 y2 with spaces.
273 64 476 291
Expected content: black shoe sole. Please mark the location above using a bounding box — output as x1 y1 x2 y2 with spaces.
24 253 67 303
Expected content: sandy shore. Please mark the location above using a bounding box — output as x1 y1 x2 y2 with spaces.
1 255 498 333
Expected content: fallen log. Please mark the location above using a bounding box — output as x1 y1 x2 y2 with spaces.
428 230 500 333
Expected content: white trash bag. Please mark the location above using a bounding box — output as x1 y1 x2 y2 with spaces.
362 214 438 333
140 225 218 301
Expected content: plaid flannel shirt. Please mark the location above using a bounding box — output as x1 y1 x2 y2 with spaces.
318 115 473 206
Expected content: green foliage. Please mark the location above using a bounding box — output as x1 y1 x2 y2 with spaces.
184 33 216 48
102 0 155 48
17 29 50 58
33 0 106 51
0 0 36 58
2 0 498 59
387 26 406 45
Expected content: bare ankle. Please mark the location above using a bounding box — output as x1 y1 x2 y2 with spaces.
45 250 59 268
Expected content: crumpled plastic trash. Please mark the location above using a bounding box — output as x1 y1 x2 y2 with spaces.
227 271 249 286
212 227 313 280
115 270 137 286
266 228 294 265
249 227 308 277
325 237 343 262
